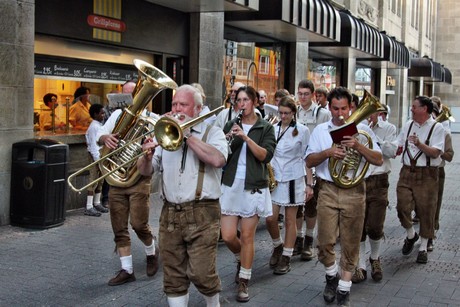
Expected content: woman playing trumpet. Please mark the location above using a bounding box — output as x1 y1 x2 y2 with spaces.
220 86 276 303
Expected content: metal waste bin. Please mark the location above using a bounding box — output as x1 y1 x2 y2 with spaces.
10 139 68 228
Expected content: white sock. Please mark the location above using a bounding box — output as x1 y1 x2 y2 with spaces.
305 228 314 237
167 293 189 307
272 237 283 247
282 247 294 257
86 196 94 209
239 266 252 280
145 240 155 256
419 237 428 251
358 241 367 269
297 230 304 237
120 255 133 274
406 227 416 239
337 279 352 292
325 262 338 277
94 192 102 205
203 293 220 307
369 238 381 260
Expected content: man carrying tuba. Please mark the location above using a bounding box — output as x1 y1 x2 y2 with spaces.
305 87 383 306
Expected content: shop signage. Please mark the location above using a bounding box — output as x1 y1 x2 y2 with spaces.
34 56 138 82
87 14 126 33
386 76 396 87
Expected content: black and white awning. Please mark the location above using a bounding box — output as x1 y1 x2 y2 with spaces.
408 57 443 82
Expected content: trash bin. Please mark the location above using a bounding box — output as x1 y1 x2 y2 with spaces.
10 139 68 228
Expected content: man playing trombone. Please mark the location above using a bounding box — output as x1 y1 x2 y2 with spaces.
138 84 228 307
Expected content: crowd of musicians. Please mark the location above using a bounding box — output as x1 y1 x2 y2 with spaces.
76 75 454 307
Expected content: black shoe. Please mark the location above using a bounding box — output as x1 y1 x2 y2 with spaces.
416 251 428 264
269 244 283 268
274 255 291 275
323 274 339 303
402 232 419 255
292 236 304 256
427 239 434 252
94 204 109 213
301 235 315 261
108 269 136 286
84 207 101 217
336 290 350 307
146 248 159 277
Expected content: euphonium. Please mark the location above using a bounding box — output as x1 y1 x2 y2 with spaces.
436 104 456 123
328 90 386 188
267 162 277 192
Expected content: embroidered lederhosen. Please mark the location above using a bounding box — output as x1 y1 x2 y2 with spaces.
403 121 439 172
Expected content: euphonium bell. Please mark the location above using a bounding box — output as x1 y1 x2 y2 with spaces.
436 104 456 123
328 90 386 189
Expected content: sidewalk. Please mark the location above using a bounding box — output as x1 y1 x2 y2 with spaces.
1 134 459 306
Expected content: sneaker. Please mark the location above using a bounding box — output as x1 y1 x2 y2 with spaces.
402 232 419 255
323 274 339 303
336 290 350 307
269 244 283 268
301 235 315 261
369 257 383 281
351 268 367 283
84 207 101 217
274 255 291 275
94 204 109 213
427 238 434 252
416 250 428 264
236 278 250 302
108 269 136 286
234 261 241 284
146 249 159 277
293 236 304 256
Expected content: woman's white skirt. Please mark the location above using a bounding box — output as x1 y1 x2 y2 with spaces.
271 177 306 207
220 178 273 218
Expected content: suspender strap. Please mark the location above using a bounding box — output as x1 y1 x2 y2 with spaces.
195 125 213 201
404 121 438 169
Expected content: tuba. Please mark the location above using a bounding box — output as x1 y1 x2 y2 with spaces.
328 90 386 188
436 104 456 123
67 60 178 192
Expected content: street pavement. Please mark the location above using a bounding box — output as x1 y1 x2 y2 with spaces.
1 134 459 307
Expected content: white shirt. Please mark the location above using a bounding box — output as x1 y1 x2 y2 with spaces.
368 119 398 175
86 120 103 161
397 117 445 167
152 121 228 204
296 103 331 134
271 122 310 181
306 120 381 182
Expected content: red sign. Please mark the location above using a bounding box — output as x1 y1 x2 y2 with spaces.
87 15 126 32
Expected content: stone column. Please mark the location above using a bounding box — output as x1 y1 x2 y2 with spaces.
0 0 35 225
287 42 309 93
189 12 225 109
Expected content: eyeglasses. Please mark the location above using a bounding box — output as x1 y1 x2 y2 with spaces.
236 97 251 103
230 90 238 93
297 92 311 97
279 111 292 116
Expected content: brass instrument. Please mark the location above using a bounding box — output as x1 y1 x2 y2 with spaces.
328 90 386 188
154 106 225 151
436 104 456 123
267 162 277 192
67 60 177 192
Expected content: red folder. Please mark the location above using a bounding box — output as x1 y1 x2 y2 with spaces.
330 122 358 144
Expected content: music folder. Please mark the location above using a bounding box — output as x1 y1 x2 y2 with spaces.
330 122 358 144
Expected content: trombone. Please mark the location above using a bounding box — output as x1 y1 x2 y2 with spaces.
67 107 224 192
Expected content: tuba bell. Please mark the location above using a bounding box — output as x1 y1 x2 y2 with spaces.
436 104 456 123
328 90 386 188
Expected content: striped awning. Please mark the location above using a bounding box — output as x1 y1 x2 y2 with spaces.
224 0 341 43
309 10 384 59
408 57 443 82
382 35 410 68
441 66 452 84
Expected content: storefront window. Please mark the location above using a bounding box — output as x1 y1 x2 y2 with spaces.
308 60 337 91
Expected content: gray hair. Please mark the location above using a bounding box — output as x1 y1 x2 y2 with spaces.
176 84 203 107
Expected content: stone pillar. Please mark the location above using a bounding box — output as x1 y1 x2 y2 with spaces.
343 58 356 92
287 42 309 93
189 12 225 109
0 0 35 225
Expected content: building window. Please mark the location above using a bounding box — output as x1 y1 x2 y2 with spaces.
389 0 402 16
425 0 433 39
259 56 270 75
236 59 250 78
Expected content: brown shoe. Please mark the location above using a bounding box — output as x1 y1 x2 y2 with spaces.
236 278 250 302
292 236 304 256
108 269 136 286
274 255 291 275
301 235 315 261
351 268 367 283
369 257 383 281
269 244 283 268
146 249 159 277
